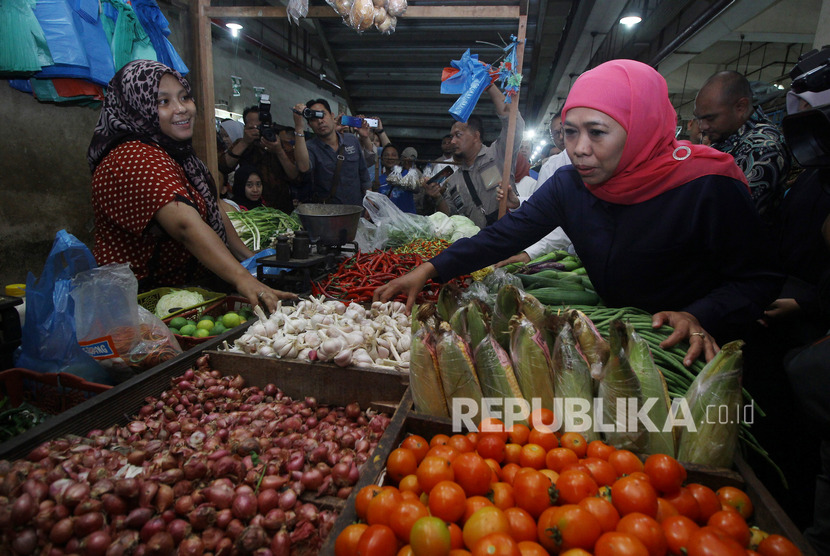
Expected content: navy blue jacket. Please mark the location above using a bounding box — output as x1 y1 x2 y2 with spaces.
430 166 783 337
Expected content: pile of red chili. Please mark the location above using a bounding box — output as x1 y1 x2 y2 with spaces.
394 238 451 259
312 250 466 303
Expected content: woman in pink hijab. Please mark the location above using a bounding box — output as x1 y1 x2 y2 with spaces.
377 60 782 366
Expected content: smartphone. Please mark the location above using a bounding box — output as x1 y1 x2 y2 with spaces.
427 165 454 186
364 118 379 128
340 115 363 128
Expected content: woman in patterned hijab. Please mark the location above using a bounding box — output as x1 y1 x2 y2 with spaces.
88 60 294 311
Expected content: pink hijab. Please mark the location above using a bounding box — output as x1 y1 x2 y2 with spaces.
562 59 747 204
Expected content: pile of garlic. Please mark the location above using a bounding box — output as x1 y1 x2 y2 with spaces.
223 296 411 372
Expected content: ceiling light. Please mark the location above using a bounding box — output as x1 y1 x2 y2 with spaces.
619 9 642 26
226 22 243 37
524 130 536 140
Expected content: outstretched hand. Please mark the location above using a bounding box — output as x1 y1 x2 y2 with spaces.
652 310 719 366
373 263 437 314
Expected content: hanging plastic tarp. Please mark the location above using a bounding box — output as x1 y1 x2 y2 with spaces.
0 0 54 75
440 49 495 123
101 0 157 71
131 0 188 76
494 36 522 104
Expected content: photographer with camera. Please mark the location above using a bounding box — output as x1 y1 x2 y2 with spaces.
291 99 373 205
218 98 299 214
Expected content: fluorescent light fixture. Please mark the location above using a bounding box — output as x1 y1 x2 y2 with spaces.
524 129 536 140
620 7 642 26
226 22 243 37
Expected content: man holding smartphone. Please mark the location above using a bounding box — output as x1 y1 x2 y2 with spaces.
292 99 374 206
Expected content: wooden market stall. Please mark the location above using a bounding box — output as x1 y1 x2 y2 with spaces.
187 0 527 218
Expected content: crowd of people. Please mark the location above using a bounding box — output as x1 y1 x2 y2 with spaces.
86 57 830 551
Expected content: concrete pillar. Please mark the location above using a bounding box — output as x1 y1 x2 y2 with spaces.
816 0 830 49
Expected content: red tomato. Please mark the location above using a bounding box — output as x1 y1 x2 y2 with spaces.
663 487 701 522
707 510 750 547
387 448 419 484
546 447 579 473
479 418 510 443
336 523 369 556
357 524 400 556
586 441 616 460
655 498 680 523
643 454 686 496
513 468 554 519
612 474 659 517
686 484 721 524
449 434 475 454
661 515 699 556
491 481 515 510
519 443 548 469
608 450 644 477
685 526 746 556
476 435 507 463
582 457 618 487
517 541 549 556
559 432 588 458
577 496 620 533
616 512 668 556
401 435 430 463
555 468 599 505
756 534 802 556
367 488 404 527
463 506 511 550
429 481 467 524
716 486 754 520
388 499 430 543
508 424 531 446
536 504 603 553
452 452 494 497
594 531 650 556
409 516 452 556
463 496 494 525
416 456 454 494
471 532 521 556
504 506 538 543
528 427 559 452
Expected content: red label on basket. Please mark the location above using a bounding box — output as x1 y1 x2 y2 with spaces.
78 336 122 360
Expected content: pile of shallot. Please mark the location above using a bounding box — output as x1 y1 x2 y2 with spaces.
0 356 392 555
226 298 411 372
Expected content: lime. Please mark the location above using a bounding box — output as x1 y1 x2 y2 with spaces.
193 328 211 338
211 323 227 335
200 315 215 322
170 316 189 329
239 306 254 319
196 319 215 331
178 324 197 336
222 312 242 328
168 328 179 335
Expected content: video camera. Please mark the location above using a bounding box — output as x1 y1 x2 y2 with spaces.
258 94 279 143
293 107 325 120
782 46 830 167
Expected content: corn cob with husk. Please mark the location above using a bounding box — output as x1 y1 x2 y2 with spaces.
436 283 464 323
677 340 744 467
519 291 548 331
509 314 556 412
475 327 526 419
493 284 523 350
409 304 450 418
551 322 599 441
624 322 675 456
435 321 484 423
569 309 610 381
449 300 491 351
598 320 648 453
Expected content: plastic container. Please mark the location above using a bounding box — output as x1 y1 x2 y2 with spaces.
0 368 112 414
138 287 226 321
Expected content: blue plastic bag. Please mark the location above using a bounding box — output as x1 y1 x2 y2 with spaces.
241 249 288 277
131 0 188 76
441 49 492 123
14 230 114 385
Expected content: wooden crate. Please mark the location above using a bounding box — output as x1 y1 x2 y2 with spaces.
320 411 818 556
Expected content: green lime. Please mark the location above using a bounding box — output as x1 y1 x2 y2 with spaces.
199 315 215 322
196 319 215 331
168 328 179 335
170 316 189 329
211 323 227 335
222 312 242 328
193 328 211 338
178 324 197 336
239 306 254 318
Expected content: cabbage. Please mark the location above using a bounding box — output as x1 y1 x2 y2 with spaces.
428 212 454 239
155 290 205 319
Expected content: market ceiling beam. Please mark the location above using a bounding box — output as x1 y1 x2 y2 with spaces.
203 5 521 19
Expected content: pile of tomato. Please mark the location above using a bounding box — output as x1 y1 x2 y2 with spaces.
334 412 803 556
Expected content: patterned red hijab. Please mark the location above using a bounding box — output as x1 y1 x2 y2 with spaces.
88 60 226 242
562 60 747 205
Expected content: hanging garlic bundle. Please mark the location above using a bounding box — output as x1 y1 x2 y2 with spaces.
224 297 411 372
325 0 405 34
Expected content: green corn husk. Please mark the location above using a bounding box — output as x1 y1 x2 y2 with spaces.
569 309 610 381
449 300 490 351
597 320 647 453
676 340 745 468
436 283 464 323
551 322 599 441
475 332 526 414
509 314 556 411
409 305 450 418
519 292 548 330
625 323 675 457
436 322 483 423
493 284 523 350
